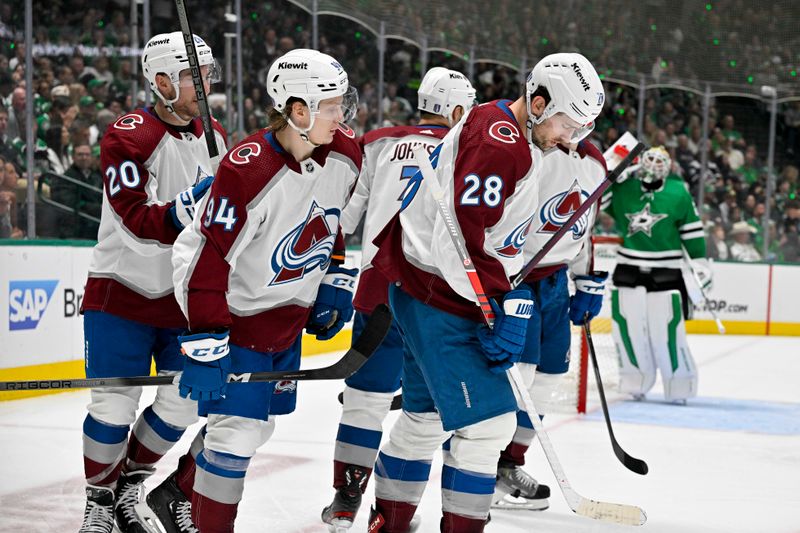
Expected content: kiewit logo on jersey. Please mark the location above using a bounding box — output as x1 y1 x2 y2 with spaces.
538 179 591 239
8 280 59 331
496 215 533 258
271 201 340 285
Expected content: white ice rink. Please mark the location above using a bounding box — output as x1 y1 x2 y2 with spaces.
1 334 799 533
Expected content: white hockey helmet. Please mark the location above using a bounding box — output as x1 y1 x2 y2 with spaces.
141 32 220 111
526 53 605 143
417 67 477 125
639 146 672 183
267 49 358 142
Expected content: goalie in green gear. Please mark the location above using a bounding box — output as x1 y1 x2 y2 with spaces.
602 146 710 403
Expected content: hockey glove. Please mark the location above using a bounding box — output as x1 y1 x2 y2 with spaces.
169 175 214 230
690 258 713 292
306 264 358 341
569 271 608 325
477 289 534 374
178 329 231 401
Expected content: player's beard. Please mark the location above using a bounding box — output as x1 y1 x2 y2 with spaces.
529 125 552 151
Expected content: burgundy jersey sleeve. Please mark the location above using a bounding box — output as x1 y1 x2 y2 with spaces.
183 150 269 331
450 124 527 297
100 127 180 246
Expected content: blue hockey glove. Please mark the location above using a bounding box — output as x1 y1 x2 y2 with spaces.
306 264 358 341
477 289 534 374
178 329 231 401
569 271 608 325
169 175 214 230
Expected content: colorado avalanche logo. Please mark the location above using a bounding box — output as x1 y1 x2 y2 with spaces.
538 179 591 240
229 142 262 165
496 215 533 258
488 121 520 144
337 122 355 139
113 114 144 130
274 380 297 394
270 201 340 285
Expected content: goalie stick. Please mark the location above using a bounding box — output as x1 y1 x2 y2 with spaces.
584 314 649 475
413 145 646 526
0 304 392 392
174 0 220 172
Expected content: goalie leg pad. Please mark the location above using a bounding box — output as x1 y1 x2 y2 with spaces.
612 287 657 396
646 290 698 401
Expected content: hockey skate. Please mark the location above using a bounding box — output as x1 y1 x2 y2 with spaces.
321 465 368 532
114 469 153 532
492 464 550 511
78 485 115 533
134 473 198 533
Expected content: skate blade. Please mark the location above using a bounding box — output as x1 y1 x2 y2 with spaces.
133 501 168 533
491 493 549 511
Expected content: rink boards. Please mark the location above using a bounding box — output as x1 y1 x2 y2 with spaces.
1 242 798 400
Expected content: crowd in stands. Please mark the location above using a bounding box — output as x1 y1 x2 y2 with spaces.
0 0 797 263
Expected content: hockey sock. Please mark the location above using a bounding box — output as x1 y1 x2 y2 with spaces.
441 512 488 533
333 422 379 491
192 448 249 533
373 451 430 531
498 411 537 466
82 413 129 487
441 437 496 526
175 427 206 496
125 406 187 471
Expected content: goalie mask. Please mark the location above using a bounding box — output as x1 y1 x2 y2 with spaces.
418 67 477 126
267 49 358 145
526 53 604 144
639 146 671 184
142 32 221 121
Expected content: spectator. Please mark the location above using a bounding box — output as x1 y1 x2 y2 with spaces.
6 86 25 140
729 221 761 262
0 106 15 162
706 223 730 260
51 142 101 240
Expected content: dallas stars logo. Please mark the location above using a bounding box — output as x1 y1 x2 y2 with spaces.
625 204 667 237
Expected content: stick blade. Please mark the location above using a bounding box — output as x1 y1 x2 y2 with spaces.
618 449 649 475
575 498 647 526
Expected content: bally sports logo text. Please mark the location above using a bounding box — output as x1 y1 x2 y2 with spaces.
8 280 59 331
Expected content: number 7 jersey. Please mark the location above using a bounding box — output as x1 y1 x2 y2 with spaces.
340 124 449 313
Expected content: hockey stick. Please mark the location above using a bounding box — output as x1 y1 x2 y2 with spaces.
0 305 392 392
510 142 645 289
174 0 221 172
413 146 646 526
583 314 649 475
382 142 646 413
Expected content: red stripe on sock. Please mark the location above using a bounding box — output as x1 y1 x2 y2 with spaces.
374 498 418 533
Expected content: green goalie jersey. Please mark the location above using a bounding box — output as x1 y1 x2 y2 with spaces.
602 174 706 269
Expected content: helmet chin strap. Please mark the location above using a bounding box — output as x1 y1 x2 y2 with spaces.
286 114 321 148
157 82 192 126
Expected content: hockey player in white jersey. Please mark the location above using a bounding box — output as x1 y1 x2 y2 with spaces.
493 137 609 512
321 67 476 531
366 53 604 532
77 32 226 533
137 49 361 533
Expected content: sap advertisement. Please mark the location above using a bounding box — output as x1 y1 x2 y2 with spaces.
2 245 93 368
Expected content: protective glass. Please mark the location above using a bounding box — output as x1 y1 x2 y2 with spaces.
544 110 595 143
315 86 359 123
177 59 222 87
